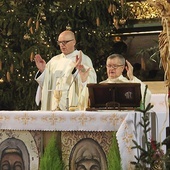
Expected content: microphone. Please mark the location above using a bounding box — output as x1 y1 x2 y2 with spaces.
66 69 79 111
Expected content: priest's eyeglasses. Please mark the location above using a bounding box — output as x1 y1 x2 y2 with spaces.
106 64 124 69
57 39 74 46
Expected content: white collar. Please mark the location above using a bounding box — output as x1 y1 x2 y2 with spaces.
62 50 79 58
107 75 124 82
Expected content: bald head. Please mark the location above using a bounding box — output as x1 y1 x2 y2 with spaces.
58 30 75 41
57 30 76 55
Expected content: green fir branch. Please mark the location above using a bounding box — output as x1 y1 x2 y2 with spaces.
40 134 64 170
107 131 122 170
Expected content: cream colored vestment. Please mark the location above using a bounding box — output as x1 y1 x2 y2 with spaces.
35 50 97 111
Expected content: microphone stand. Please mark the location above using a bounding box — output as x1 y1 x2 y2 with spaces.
66 70 79 111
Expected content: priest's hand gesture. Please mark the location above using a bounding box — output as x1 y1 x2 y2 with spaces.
34 54 46 73
75 51 90 83
125 60 134 80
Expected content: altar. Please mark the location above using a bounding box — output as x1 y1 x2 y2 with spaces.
0 104 168 170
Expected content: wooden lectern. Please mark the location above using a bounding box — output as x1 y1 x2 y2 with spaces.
87 83 141 110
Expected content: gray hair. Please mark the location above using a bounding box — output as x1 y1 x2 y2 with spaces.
107 54 126 65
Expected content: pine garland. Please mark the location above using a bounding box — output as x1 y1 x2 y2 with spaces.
40 134 64 170
107 131 122 170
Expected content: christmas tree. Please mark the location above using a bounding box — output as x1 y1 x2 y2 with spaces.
0 0 160 110
0 0 127 110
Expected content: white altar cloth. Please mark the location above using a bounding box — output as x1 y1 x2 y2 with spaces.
0 110 168 170
0 110 129 131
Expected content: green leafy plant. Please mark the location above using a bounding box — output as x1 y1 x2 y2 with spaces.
131 92 170 169
131 103 160 169
107 131 122 170
40 134 64 170
130 84 170 169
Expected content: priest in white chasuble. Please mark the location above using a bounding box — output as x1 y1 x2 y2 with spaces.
34 30 97 111
100 53 151 108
